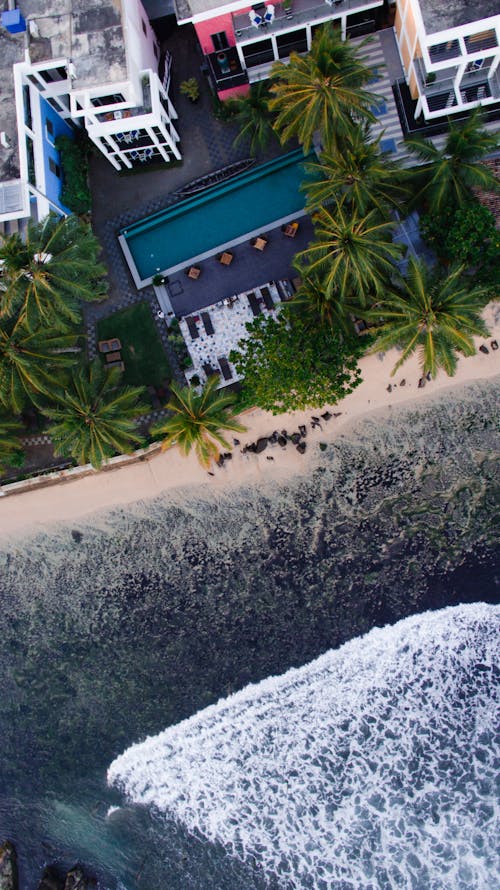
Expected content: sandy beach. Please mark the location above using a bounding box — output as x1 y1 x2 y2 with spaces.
1 304 498 537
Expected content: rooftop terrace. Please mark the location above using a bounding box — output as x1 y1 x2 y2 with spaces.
418 0 500 35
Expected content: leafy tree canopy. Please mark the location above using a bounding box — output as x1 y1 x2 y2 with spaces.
42 359 147 469
152 375 246 468
0 412 24 470
230 81 277 156
0 213 108 331
269 24 379 153
365 258 490 378
230 313 362 413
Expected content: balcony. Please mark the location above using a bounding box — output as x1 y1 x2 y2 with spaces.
428 39 461 64
207 47 249 89
414 57 456 97
232 0 381 43
464 30 497 55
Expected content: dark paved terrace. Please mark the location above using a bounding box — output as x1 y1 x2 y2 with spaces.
165 216 315 316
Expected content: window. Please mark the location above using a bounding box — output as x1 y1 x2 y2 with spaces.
46 118 54 137
211 31 229 51
49 157 60 177
242 38 274 68
91 93 125 107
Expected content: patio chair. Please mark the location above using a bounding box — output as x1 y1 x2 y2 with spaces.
186 265 201 280
283 221 299 238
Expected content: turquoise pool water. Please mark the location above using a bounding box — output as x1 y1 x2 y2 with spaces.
121 150 312 282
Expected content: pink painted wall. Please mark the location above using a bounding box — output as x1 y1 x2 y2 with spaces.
218 83 250 100
194 13 241 54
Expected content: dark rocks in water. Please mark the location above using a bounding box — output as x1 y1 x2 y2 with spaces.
268 431 279 444
298 424 307 436
290 433 301 445
255 437 268 453
296 442 306 454
37 866 62 890
64 866 97 890
266 455 274 460
311 416 320 423
71 530 83 544
319 442 327 451
400 379 406 387
479 344 489 354
321 412 332 421
278 436 287 447
37 864 96 890
0 841 18 890
491 340 498 350
247 443 257 453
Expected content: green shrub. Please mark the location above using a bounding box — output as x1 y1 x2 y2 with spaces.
55 135 91 214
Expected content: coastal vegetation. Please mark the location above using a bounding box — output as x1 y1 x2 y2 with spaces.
42 360 147 469
230 313 362 413
152 375 246 468
269 24 379 152
229 82 277 156
0 413 23 470
366 258 491 378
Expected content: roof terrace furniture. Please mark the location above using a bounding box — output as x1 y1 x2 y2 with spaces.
187 265 201 279
98 338 122 353
105 350 122 363
247 292 262 316
252 235 268 250
259 286 275 311
218 251 233 265
186 316 200 339
201 312 215 335
283 221 299 238
218 357 233 381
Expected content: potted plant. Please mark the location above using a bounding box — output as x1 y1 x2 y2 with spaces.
180 78 200 103
425 71 437 85
283 0 293 13
152 272 165 286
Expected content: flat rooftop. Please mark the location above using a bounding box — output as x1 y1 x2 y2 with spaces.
24 0 128 90
418 0 499 34
0 0 128 193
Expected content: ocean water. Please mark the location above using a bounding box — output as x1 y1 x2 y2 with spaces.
0 379 498 889
109 604 499 890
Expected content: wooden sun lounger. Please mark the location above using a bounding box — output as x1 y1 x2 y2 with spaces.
201 312 215 335
186 316 199 339
247 292 262 316
259 286 275 311
218 357 232 381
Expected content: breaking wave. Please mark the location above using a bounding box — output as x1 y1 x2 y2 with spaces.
108 603 499 889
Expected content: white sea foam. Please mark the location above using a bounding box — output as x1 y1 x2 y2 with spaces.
109 603 498 889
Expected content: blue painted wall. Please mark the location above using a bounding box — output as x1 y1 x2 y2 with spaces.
38 94 75 215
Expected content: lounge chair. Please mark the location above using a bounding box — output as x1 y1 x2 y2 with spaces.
218 357 232 381
247 292 262 316
185 316 200 339
259 286 275 311
201 312 215 335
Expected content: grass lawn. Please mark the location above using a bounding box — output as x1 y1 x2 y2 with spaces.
96 302 171 389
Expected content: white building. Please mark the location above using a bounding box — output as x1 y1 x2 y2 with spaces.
395 0 500 119
0 0 180 227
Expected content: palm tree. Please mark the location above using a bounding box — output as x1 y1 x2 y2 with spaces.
269 24 379 153
43 360 147 469
365 258 490 378
405 110 499 214
303 126 409 215
290 264 355 337
0 316 78 413
297 202 402 304
0 214 108 331
231 81 277 156
0 413 23 470
152 376 246 469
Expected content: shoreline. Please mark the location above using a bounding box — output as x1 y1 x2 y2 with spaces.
1 305 498 538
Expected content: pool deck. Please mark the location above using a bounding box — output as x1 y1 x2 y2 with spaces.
153 214 314 317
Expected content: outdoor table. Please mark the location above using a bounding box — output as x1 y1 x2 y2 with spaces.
253 237 267 251
219 251 233 265
188 266 201 279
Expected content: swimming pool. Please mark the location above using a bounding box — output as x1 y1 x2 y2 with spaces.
119 150 313 286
